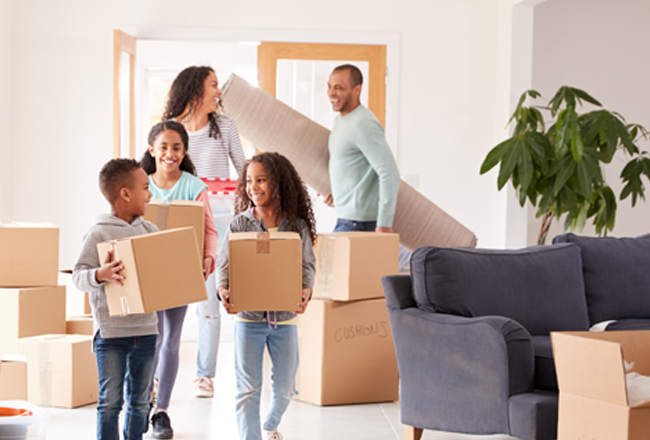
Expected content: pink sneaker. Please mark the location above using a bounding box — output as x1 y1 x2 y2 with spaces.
194 377 214 398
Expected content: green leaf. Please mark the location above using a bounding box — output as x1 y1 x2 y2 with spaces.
575 202 589 232
480 138 511 174
497 138 522 190
517 145 534 195
570 121 584 162
576 160 592 199
572 88 602 107
552 161 577 197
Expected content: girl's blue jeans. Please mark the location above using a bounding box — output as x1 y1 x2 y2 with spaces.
234 321 298 440
94 333 157 440
196 270 221 378
333 218 377 232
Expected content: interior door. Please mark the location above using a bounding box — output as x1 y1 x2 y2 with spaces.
113 30 136 158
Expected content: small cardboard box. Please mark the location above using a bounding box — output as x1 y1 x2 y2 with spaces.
0 286 66 355
17 334 98 408
97 227 207 316
552 331 650 440
0 359 27 400
59 269 90 318
313 232 399 301
296 297 399 405
66 316 94 336
144 200 205 251
229 231 302 313
0 222 59 287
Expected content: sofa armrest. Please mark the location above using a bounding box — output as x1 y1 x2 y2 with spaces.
384 292 534 435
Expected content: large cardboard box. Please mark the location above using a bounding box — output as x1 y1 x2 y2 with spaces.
59 269 90 318
296 297 399 405
552 331 650 440
0 222 59 287
0 286 66 355
17 334 98 408
144 200 205 251
313 232 399 301
66 316 94 336
97 227 207 316
0 359 27 400
229 231 302 313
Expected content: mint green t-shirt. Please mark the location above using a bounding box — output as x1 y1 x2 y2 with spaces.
328 105 400 228
148 171 207 202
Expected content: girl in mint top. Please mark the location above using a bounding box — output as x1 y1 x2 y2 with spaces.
140 120 217 437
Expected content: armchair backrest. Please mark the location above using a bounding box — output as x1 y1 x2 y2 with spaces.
410 244 589 336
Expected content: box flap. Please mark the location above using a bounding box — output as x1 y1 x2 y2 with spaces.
0 222 58 229
552 332 629 406
229 231 300 241
148 199 204 207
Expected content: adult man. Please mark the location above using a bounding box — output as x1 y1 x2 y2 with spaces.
324 64 400 233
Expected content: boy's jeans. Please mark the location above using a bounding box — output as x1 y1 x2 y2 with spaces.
94 333 157 440
234 321 298 440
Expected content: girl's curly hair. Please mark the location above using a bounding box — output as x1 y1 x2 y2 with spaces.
141 121 196 176
163 66 223 139
235 152 317 244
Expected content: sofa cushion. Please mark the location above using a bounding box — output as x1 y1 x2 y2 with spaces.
410 244 589 336
606 319 650 331
531 336 557 391
553 233 650 326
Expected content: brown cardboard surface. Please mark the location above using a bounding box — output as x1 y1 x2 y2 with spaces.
229 231 302 313
296 297 399 405
143 200 205 252
16 334 98 408
66 316 94 336
314 232 399 301
552 331 650 440
0 286 66 355
0 222 59 287
97 227 207 316
0 360 27 400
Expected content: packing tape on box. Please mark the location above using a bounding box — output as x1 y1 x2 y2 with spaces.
315 236 335 299
221 74 478 250
256 231 270 254
38 337 53 407
155 200 171 230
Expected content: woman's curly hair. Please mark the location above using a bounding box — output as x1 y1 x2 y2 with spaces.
141 121 196 176
163 65 223 139
235 152 317 245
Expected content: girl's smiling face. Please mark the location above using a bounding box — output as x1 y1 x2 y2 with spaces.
148 129 186 173
246 161 272 208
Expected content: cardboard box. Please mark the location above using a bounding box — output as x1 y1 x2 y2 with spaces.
0 359 27 400
59 269 90 318
0 286 66 355
17 334 98 408
66 316 94 336
296 297 399 405
229 231 302 313
552 331 650 440
0 222 59 287
143 200 205 251
313 232 399 301
97 227 207 316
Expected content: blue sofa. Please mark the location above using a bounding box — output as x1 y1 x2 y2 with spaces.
382 233 650 440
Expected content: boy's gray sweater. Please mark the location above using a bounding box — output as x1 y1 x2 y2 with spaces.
73 213 159 339
216 209 316 322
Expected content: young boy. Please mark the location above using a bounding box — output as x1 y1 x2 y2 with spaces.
73 158 159 440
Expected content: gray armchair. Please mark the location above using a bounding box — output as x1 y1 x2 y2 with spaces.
382 243 590 440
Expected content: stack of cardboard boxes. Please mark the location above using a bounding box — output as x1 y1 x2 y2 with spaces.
0 223 98 408
296 231 400 406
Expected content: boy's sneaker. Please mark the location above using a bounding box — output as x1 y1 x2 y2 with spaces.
151 411 173 439
266 431 283 440
143 402 154 434
194 377 214 398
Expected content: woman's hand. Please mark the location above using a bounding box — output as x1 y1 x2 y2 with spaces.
219 286 236 314
202 256 214 281
295 287 311 314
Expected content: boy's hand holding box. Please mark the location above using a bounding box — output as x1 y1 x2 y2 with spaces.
228 231 302 313
97 227 207 316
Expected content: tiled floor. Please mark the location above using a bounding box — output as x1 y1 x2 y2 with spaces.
42 313 518 440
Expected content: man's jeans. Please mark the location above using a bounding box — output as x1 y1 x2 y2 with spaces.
234 321 298 440
196 270 221 378
94 333 157 440
333 218 377 232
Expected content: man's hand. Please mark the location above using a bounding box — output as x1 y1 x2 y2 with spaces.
321 192 334 208
95 250 124 286
295 287 312 314
219 286 236 314
375 226 394 233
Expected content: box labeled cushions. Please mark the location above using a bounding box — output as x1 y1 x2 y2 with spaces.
229 231 302 313
143 200 205 251
552 331 650 440
0 222 59 287
97 227 207 316
313 232 399 301
296 297 398 405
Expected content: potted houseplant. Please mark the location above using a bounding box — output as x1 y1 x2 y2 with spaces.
480 86 650 244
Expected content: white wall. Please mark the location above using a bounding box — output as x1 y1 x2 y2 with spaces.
0 0 13 222
8 0 521 267
530 0 650 243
